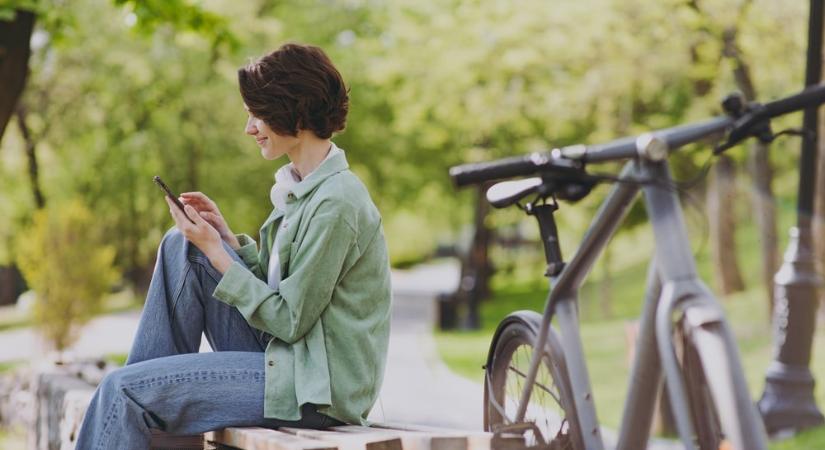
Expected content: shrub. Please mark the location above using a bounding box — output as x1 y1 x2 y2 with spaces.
15 199 119 352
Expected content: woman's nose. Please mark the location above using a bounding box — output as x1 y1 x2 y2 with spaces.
245 117 257 135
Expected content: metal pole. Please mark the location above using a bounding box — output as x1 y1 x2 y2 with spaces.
758 0 825 434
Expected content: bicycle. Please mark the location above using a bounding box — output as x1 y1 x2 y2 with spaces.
448 84 825 450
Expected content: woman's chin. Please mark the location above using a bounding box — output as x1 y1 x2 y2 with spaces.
261 148 285 161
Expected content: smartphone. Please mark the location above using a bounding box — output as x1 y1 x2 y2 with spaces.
153 176 196 224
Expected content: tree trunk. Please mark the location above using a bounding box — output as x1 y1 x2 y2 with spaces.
0 265 25 306
0 10 35 145
722 26 778 311
816 87 825 309
15 104 45 209
748 141 779 311
707 155 746 295
461 184 493 330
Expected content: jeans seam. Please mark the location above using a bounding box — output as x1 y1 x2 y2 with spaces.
190 254 223 284
125 369 266 390
95 392 123 450
167 263 193 351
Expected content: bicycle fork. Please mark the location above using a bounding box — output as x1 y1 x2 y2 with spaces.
643 159 767 450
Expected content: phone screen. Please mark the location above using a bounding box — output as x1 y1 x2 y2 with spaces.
153 176 195 224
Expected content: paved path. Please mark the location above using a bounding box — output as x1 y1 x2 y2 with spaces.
0 260 682 448
366 260 484 429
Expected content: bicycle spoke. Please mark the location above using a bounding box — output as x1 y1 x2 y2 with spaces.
486 316 578 449
506 363 563 405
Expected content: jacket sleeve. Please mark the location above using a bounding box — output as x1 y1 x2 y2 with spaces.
234 233 264 279
213 208 356 343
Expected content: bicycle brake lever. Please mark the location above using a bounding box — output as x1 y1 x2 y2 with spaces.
714 102 773 154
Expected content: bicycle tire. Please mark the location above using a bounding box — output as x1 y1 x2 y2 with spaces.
678 319 724 449
484 311 584 449
679 319 768 450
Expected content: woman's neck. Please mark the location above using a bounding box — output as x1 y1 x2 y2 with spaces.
287 133 332 180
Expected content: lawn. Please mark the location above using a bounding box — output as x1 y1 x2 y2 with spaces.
0 426 27 449
0 287 142 333
434 185 825 448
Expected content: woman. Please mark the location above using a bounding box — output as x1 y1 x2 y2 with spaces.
75 43 392 449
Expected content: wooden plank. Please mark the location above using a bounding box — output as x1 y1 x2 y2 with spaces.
206 427 337 450
149 429 204 449
280 427 402 450
330 425 466 450
369 423 512 450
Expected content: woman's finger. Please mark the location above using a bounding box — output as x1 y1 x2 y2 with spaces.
183 204 204 226
181 192 217 210
200 211 220 223
166 197 186 229
180 195 210 210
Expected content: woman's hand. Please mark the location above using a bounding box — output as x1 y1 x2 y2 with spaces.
179 191 240 250
166 197 233 273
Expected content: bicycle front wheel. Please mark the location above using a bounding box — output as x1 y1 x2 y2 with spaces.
484 311 583 449
679 318 768 450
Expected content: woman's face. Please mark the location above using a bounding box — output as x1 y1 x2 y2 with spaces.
244 106 298 160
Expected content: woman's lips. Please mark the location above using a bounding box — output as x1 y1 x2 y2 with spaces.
256 137 268 145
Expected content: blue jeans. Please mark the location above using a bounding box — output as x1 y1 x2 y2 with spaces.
75 229 341 450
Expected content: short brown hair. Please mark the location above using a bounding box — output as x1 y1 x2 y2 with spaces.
238 43 348 139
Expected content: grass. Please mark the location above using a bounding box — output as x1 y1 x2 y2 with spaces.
0 360 26 374
104 353 128 366
436 282 825 448
770 426 825 449
0 287 143 333
434 186 825 448
0 306 31 333
0 425 27 449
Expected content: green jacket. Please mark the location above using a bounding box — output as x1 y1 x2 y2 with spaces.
212 149 392 425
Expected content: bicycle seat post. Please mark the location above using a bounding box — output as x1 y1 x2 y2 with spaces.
525 201 565 277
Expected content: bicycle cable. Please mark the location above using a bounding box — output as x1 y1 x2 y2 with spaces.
563 152 715 262
575 126 808 269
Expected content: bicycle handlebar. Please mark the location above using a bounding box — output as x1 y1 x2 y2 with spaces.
449 84 825 187
448 152 583 187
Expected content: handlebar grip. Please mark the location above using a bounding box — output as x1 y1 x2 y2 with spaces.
449 153 547 187
762 84 825 117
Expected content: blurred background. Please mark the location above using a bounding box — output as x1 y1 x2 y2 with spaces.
2 0 825 448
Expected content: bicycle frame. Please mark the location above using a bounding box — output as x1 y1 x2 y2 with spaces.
453 85 825 449
516 158 767 449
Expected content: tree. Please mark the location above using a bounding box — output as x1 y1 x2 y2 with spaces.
0 9 33 147
15 199 118 352
0 0 236 145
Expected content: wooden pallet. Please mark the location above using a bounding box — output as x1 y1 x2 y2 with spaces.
205 423 510 450
149 429 207 450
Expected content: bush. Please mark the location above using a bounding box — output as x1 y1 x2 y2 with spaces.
15 199 119 352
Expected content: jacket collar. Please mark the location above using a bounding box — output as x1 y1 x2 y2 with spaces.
288 143 349 201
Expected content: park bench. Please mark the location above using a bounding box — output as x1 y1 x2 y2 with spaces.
149 422 503 450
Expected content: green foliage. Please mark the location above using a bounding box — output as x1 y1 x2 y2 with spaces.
0 0 813 284
113 0 239 51
15 199 119 351
0 0 40 16
1 0 236 47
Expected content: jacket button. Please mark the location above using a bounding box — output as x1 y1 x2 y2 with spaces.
267 360 275 367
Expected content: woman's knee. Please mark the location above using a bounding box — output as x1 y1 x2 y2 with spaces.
158 227 191 261
161 227 184 248
96 367 128 400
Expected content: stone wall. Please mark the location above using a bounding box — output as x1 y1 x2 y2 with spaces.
1 360 111 450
